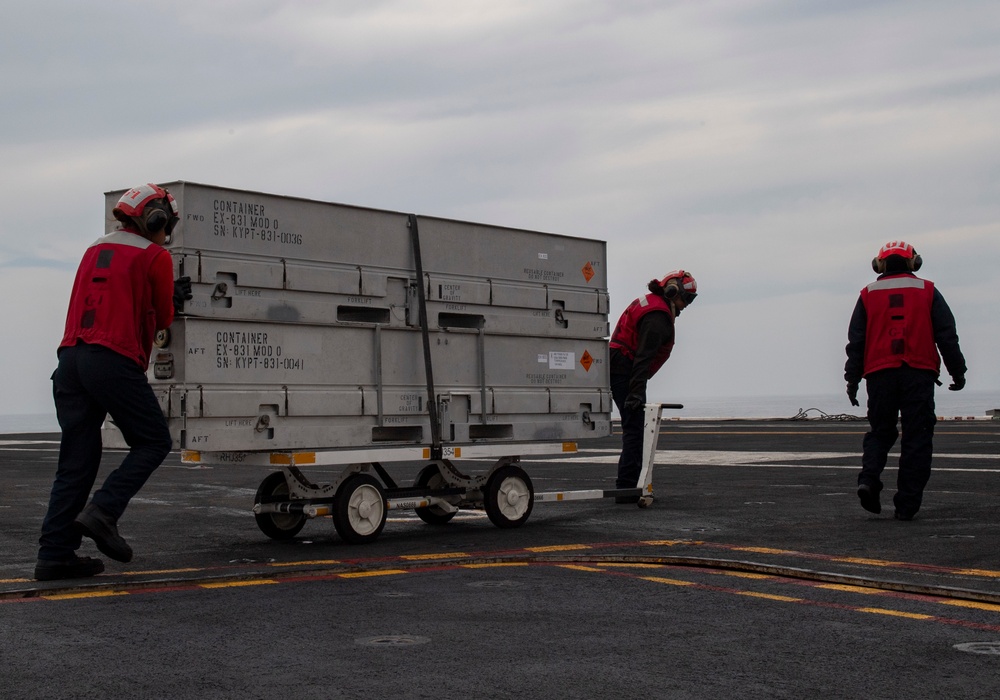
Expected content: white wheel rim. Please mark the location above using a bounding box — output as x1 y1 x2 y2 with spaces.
348 484 385 536
497 477 530 520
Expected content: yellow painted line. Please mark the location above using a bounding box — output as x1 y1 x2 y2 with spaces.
460 562 529 569
818 584 881 595
731 546 795 555
723 572 773 580
267 560 341 567
557 564 606 572
953 568 1000 578
525 544 591 553
831 557 900 567
858 607 933 620
596 563 662 569
942 600 1000 613
199 580 279 589
0 578 31 584
400 553 470 561
640 576 697 586
738 591 802 603
337 570 407 579
43 590 130 600
641 540 696 546
123 568 203 576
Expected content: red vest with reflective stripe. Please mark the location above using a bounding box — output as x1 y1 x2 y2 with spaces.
860 274 939 376
59 231 169 369
609 293 675 375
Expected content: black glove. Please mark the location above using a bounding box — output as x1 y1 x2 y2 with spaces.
173 276 192 313
624 394 644 414
949 374 966 391
846 382 860 407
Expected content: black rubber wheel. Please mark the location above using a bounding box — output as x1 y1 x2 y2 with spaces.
333 473 387 544
414 464 458 525
254 471 306 540
483 464 534 529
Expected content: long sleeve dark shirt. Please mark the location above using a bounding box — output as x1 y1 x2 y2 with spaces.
844 273 967 385
611 310 675 400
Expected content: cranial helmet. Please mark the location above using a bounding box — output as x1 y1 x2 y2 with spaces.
112 183 179 235
659 270 698 304
872 240 921 273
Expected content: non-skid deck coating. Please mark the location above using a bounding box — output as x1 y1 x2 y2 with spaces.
2 419 999 698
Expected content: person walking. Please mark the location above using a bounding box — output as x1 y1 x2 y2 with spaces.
844 241 966 521
609 270 697 503
35 183 191 581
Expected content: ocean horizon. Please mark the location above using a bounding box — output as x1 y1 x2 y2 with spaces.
2 389 997 435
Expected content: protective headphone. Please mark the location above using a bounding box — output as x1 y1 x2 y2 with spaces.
871 251 922 274
661 270 697 303
143 206 170 234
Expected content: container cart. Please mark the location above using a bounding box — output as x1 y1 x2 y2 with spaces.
179 403 675 544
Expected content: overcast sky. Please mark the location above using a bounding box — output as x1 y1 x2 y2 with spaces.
2 0 998 417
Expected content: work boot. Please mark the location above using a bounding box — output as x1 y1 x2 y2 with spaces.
34 555 105 581
857 483 881 514
74 504 133 563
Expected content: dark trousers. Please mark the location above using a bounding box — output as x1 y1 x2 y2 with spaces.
38 343 172 561
611 371 645 489
859 366 937 516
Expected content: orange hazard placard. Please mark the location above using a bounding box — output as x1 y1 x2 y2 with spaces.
580 350 594 372
581 262 595 282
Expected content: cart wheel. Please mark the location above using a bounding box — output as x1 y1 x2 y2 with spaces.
333 473 387 544
414 465 457 525
484 464 534 529
254 471 306 540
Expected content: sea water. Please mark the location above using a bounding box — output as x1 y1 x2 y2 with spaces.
1 389 997 435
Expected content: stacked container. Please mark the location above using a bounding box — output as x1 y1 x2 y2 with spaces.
103 182 612 452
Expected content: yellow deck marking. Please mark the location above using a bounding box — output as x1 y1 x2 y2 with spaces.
596 563 662 569
337 570 407 579
460 562 529 569
731 546 795 555
858 607 933 620
818 584 881 595
738 591 802 602
641 540 694 546
401 553 470 561
525 544 591 553
724 572 773 580
267 560 341 567
199 580 278 589
953 568 1000 578
640 576 696 586
557 564 605 572
942 600 1000 613
831 557 900 567
43 590 130 600
0 578 31 584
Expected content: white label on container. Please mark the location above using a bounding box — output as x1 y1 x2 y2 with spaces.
538 253 548 260
538 354 548 363
548 351 575 370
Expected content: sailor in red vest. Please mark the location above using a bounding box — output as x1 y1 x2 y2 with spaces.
36 184 192 581
845 241 966 521
609 270 697 503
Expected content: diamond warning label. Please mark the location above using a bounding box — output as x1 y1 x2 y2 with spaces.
580 350 593 372
582 262 595 283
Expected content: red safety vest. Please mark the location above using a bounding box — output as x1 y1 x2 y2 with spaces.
609 293 675 375
59 231 174 369
860 274 940 376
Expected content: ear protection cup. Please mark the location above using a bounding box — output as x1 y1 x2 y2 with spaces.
144 207 168 233
663 282 679 299
872 251 922 273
